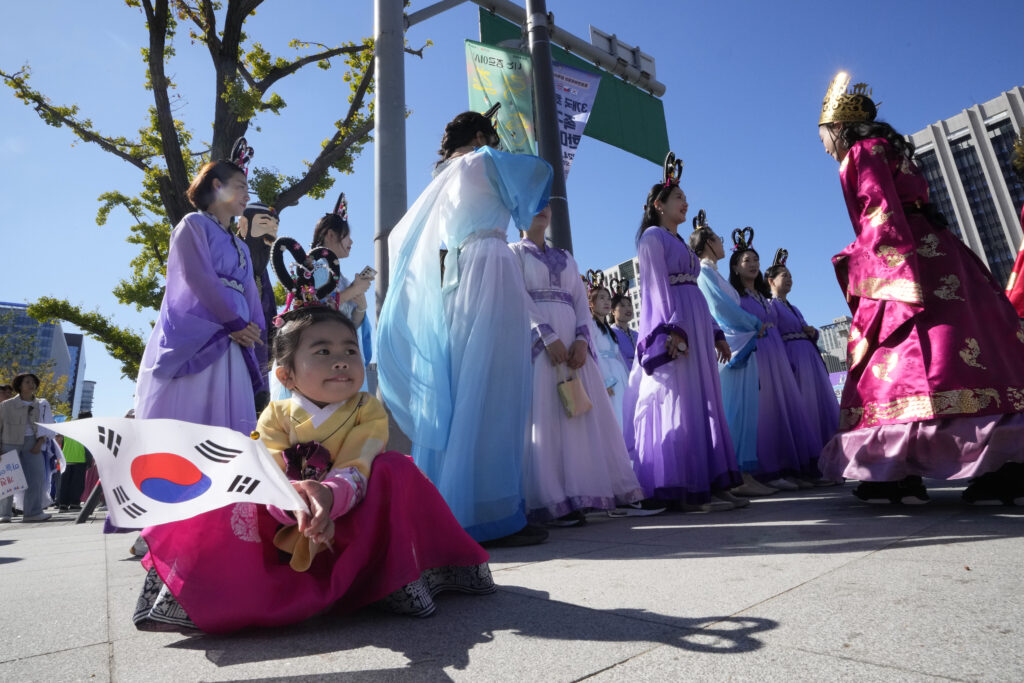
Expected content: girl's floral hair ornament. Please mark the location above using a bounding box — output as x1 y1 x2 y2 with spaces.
271 237 341 326
229 136 255 176
692 208 710 231
332 191 349 222
731 226 755 253
608 275 629 297
582 269 608 294
772 248 789 269
662 151 684 188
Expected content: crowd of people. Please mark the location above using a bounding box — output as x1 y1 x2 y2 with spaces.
2 71 1024 635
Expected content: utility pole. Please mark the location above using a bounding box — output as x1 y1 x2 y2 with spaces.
524 0 571 252
373 0 408 318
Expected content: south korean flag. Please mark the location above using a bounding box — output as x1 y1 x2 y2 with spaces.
45 418 308 528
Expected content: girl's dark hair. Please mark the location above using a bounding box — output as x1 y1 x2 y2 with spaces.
311 213 350 251
689 226 716 258
186 160 246 211
636 182 678 244
12 373 41 393
589 287 614 337
437 111 498 166
764 264 788 282
835 118 915 161
273 307 359 371
728 248 770 298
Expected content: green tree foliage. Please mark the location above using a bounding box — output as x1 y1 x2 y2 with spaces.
0 0 427 380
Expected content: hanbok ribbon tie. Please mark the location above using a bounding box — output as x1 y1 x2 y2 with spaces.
668 273 698 286
444 228 507 292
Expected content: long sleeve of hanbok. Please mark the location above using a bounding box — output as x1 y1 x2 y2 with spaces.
483 148 553 231
170 216 253 332
635 231 687 374
698 264 760 368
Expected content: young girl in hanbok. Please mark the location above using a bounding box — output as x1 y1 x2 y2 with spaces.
817 72 1024 504
609 288 638 366
377 111 553 545
510 209 644 526
691 215 777 498
587 275 632 427
627 154 743 511
134 306 493 633
765 251 840 460
728 234 821 490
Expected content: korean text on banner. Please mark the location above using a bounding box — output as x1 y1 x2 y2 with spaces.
0 450 28 499
44 418 308 528
552 61 602 178
466 39 535 154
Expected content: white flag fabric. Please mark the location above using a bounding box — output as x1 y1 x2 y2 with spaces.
44 418 308 528
552 61 602 178
0 450 28 499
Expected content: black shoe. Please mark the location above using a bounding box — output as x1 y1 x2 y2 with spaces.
547 510 587 527
481 524 549 548
69 504 82 511
58 505 69 512
963 465 1024 506
854 478 929 505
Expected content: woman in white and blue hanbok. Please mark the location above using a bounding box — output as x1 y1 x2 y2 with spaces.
377 113 552 544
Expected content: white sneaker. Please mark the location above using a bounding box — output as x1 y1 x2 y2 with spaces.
0 516 10 523
767 478 799 491
22 512 52 522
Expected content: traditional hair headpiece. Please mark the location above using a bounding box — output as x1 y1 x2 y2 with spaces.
583 269 608 294
692 209 710 231
731 226 755 252
332 192 348 222
271 237 341 325
482 102 501 120
608 275 629 297
819 71 877 126
771 248 788 269
663 151 684 188
229 136 255 176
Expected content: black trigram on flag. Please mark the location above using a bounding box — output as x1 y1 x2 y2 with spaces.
98 426 122 456
195 439 242 464
227 475 261 495
112 485 130 505
121 502 147 519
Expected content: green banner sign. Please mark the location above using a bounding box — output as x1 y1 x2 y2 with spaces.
465 39 536 155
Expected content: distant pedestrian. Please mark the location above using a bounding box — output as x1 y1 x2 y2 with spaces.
0 373 55 522
58 411 93 511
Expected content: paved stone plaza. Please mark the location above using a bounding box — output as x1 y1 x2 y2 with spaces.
2 483 1022 681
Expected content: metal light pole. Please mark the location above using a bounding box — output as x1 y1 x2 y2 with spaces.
524 0 572 252
373 0 408 318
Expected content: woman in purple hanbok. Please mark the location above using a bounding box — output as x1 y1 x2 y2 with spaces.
135 151 265 434
765 251 840 458
817 71 1024 504
728 231 821 490
510 208 644 525
627 154 743 511
609 287 638 367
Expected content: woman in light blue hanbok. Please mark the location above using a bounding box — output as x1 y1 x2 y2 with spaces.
377 112 553 545
691 216 777 497
587 278 631 428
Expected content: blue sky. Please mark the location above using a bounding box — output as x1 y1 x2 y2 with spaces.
1 1 1021 417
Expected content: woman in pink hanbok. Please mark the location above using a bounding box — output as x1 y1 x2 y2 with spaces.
817 72 1024 505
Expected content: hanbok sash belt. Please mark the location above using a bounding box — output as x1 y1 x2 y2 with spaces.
529 288 573 306
668 272 698 286
219 276 245 294
445 228 507 292
903 201 948 230
781 331 810 342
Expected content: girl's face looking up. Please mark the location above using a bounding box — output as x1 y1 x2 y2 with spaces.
613 298 634 325
323 229 353 260
590 289 612 317
275 321 363 408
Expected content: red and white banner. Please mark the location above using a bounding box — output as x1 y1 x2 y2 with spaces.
45 418 307 528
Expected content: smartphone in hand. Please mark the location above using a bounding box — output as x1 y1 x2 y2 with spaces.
358 266 377 280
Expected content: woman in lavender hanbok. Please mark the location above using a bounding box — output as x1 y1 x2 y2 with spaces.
135 146 265 434
510 208 644 526
587 276 631 428
691 214 777 498
627 154 743 511
609 287 638 367
727 231 821 490
765 251 840 461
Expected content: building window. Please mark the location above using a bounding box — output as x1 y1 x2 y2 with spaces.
915 149 963 239
950 138 1014 284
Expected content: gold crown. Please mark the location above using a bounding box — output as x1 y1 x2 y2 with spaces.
819 71 877 125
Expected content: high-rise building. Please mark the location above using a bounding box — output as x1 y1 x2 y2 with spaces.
909 86 1024 285
64 333 87 416
602 257 642 332
80 380 96 414
0 301 73 412
818 315 852 373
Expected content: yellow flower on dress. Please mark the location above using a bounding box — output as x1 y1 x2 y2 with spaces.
875 245 907 268
871 351 898 382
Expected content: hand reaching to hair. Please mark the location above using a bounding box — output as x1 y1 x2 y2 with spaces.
292 480 335 546
567 339 589 370
545 339 568 366
715 338 732 364
229 322 262 348
667 331 688 359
